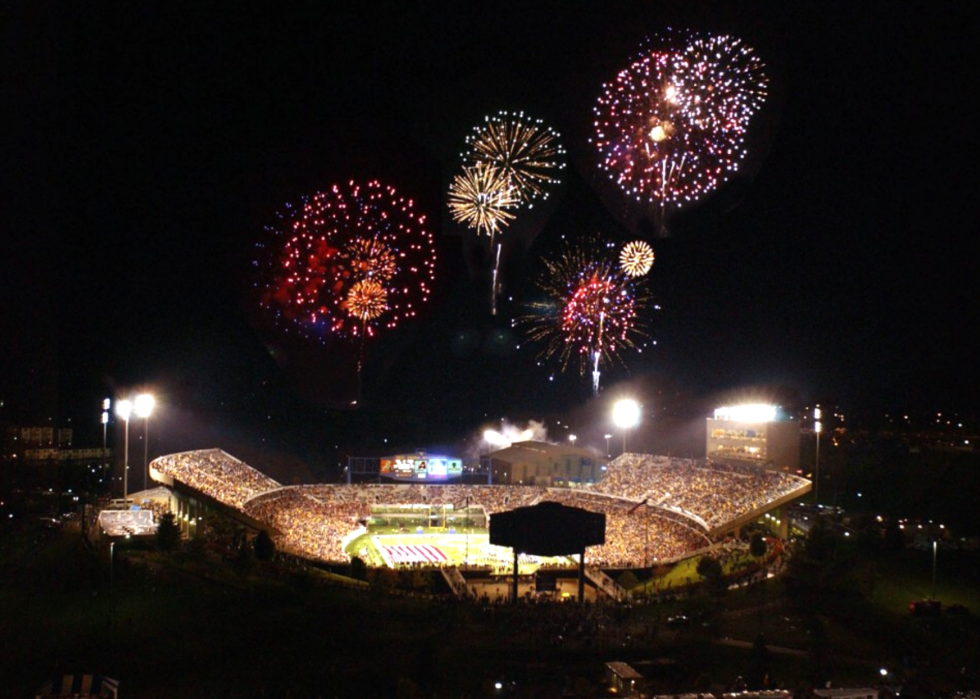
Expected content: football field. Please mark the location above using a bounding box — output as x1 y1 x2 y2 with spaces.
345 528 573 573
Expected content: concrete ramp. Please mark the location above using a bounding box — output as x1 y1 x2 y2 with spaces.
585 566 628 602
440 566 470 599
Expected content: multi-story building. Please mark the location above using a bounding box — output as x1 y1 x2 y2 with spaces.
706 404 800 473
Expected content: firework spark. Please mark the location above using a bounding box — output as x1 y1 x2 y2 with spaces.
672 34 768 133
591 31 768 228
516 238 651 394
342 236 397 283
463 110 566 207
346 278 389 323
447 163 518 237
619 240 655 277
255 180 437 341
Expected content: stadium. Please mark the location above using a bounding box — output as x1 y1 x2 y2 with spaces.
146 447 810 595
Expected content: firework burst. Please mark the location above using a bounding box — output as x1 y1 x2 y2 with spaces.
619 240 655 277
447 163 517 236
345 278 389 322
672 34 768 133
463 110 566 207
255 180 437 342
516 237 652 395
591 31 768 230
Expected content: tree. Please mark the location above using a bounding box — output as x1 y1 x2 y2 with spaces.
349 556 367 581
617 569 639 591
253 529 275 561
232 540 255 579
696 555 727 600
156 512 181 551
746 633 771 689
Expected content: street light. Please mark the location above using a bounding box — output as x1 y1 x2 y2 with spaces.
134 393 155 493
613 399 640 455
604 434 612 458
932 539 937 599
569 434 577 447
115 399 132 501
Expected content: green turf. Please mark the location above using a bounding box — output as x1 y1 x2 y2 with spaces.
345 528 575 573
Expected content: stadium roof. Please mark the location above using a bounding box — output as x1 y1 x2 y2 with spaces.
488 440 603 461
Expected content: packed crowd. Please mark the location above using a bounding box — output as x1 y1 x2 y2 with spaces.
242 482 712 567
159 450 805 567
539 489 711 567
151 449 282 510
586 454 810 530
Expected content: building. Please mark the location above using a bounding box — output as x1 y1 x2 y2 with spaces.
706 404 800 474
606 661 645 697
488 441 605 486
811 688 878 699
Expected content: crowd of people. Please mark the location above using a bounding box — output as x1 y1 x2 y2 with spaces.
586 454 810 530
159 450 805 568
151 449 281 510
538 489 711 567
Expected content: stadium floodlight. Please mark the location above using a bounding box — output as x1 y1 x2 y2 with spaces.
713 404 777 422
134 393 155 493
115 399 133 501
613 399 641 454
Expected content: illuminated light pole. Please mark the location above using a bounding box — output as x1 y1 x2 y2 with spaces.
614 399 641 455
134 393 155 493
115 399 132 501
569 434 577 447
932 539 937 600
604 434 612 458
101 398 110 483
814 406 822 505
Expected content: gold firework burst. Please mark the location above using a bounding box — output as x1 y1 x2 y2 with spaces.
344 236 396 282
447 163 517 236
619 240 655 277
346 279 388 321
465 111 565 205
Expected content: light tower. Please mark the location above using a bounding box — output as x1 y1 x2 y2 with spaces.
115 399 132 501
613 399 641 455
814 406 822 504
101 398 110 483
134 393 155 492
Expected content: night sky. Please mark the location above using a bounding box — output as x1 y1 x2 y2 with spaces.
2 2 977 476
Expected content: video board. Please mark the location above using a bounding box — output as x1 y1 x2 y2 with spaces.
380 455 462 481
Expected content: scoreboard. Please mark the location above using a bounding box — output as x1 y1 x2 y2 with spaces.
380 455 462 481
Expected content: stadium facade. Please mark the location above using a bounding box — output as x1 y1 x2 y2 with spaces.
487 440 605 486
